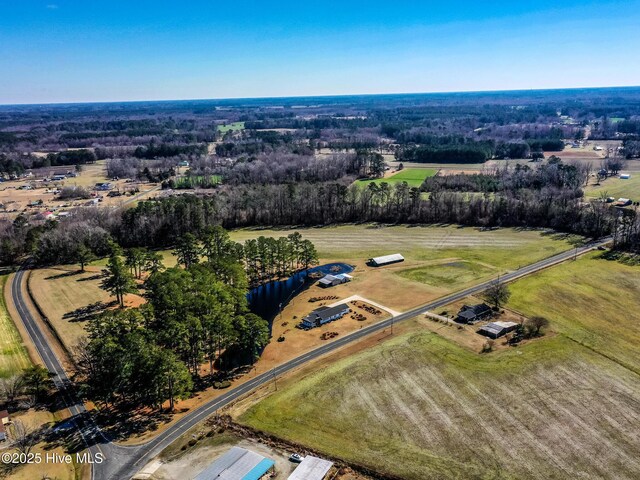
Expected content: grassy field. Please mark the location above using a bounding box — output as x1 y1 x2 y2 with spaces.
356 168 437 188
0 275 31 377
228 225 577 266
507 251 640 374
397 260 493 287
239 327 640 480
28 267 139 352
217 122 245 133
584 175 640 200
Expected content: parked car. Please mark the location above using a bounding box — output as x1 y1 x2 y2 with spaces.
289 453 304 463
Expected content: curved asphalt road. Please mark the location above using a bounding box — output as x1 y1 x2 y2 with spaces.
9 237 609 480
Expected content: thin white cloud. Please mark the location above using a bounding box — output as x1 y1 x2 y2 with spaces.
46 4 59 9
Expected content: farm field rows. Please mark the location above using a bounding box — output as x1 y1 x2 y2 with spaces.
238 328 640 480
0 275 31 377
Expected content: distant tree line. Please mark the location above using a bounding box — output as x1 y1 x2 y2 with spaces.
133 142 207 159
396 144 494 164
423 161 590 193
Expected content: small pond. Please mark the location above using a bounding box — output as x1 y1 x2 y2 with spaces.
247 262 354 321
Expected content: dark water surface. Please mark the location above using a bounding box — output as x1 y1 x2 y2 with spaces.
247 263 354 321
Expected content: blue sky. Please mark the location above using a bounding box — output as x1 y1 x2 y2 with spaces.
1 0 639 104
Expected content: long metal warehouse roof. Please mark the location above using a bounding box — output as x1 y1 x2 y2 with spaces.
370 253 404 265
288 455 334 480
194 447 274 480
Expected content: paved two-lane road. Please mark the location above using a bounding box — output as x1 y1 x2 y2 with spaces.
9 237 609 480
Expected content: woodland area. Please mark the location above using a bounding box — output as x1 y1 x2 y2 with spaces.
2 88 640 265
77 226 318 410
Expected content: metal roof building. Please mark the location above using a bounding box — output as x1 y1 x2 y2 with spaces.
477 321 519 339
194 447 275 480
369 253 405 267
318 273 353 287
288 455 334 480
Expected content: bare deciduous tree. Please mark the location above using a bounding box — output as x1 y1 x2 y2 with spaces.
10 420 40 455
485 279 511 309
0 375 24 404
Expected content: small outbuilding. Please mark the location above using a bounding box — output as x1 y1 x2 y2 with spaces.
194 447 275 480
456 303 492 324
368 253 404 267
288 455 334 480
477 321 519 339
620 174 631 179
302 304 350 329
318 273 352 288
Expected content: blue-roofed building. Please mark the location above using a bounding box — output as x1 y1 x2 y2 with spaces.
194 446 275 480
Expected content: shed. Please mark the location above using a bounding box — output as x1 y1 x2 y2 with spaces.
369 253 404 267
288 455 334 480
194 447 275 480
477 321 519 339
302 304 350 329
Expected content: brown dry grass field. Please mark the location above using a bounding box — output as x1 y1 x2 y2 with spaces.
230 225 578 311
28 266 143 353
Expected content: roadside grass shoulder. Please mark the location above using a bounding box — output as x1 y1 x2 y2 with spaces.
0 275 31 377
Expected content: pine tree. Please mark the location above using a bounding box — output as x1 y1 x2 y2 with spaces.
101 254 137 307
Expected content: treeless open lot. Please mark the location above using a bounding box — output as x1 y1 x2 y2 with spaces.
238 326 640 480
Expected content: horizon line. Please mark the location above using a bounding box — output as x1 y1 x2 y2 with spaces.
2 83 640 108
